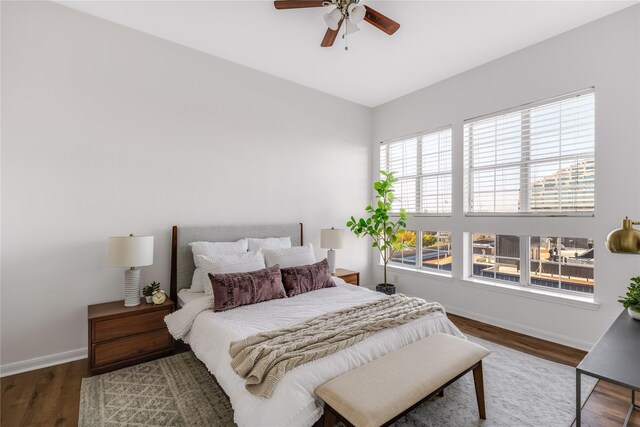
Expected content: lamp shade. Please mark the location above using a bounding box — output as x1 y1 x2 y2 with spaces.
605 218 640 254
324 7 342 31
345 20 360 35
348 3 365 24
108 235 154 267
321 228 345 250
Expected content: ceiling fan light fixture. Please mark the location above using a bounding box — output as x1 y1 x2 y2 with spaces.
345 19 360 34
273 0 400 48
324 7 342 30
347 3 365 24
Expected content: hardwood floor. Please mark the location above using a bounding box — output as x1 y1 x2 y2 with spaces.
1 316 637 427
1 358 86 427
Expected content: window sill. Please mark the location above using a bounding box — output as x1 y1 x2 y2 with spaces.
382 264 454 283
461 277 599 310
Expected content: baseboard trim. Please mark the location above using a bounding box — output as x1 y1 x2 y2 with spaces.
445 304 594 351
0 347 88 377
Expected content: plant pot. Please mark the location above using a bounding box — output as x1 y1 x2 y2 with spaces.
145 296 153 304
628 307 640 320
376 283 396 295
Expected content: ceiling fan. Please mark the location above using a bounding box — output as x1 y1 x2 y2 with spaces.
274 0 400 49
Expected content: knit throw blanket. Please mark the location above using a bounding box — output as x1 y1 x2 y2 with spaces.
229 294 445 398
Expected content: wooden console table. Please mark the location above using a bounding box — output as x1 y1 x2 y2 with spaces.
576 310 640 426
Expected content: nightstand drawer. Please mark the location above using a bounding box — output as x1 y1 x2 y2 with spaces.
93 329 172 367
94 308 170 342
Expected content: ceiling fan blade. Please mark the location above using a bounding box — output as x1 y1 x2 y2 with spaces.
274 1 326 10
364 5 400 35
321 19 343 47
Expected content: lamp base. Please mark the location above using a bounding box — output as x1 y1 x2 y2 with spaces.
327 249 336 274
124 268 141 307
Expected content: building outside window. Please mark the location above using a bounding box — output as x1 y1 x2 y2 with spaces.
530 236 594 294
472 234 521 282
464 89 595 215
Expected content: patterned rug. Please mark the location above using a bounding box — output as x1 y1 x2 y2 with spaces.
79 336 596 426
79 352 234 426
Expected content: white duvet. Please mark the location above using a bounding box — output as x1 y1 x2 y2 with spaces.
166 279 464 427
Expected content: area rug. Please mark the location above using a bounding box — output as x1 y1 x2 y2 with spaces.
79 336 596 426
394 336 597 427
79 352 234 426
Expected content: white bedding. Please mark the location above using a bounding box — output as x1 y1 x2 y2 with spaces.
173 279 464 427
177 288 205 308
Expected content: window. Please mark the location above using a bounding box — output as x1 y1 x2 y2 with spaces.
378 91 597 301
422 231 452 272
530 236 594 294
472 234 521 283
390 230 417 266
390 230 452 275
380 127 452 214
464 89 595 214
469 233 595 295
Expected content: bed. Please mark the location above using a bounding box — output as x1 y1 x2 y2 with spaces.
168 223 464 427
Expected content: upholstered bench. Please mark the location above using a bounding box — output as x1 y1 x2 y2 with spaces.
315 333 490 427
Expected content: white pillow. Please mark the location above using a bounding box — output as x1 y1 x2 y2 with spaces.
247 237 291 252
263 244 316 269
190 239 248 268
195 251 267 296
190 269 209 293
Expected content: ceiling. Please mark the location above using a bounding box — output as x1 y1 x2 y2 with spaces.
58 1 635 107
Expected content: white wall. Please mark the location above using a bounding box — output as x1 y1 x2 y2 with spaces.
0 1 372 374
372 5 640 350
2 1 639 375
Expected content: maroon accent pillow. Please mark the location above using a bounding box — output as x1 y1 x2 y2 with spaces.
281 259 336 297
209 265 286 312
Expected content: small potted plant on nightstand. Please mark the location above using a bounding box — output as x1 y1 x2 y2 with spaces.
142 281 160 304
619 276 640 320
347 171 408 295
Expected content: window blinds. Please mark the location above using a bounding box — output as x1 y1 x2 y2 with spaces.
463 89 595 214
380 127 452 214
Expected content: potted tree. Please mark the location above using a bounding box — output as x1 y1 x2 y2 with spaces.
618 276 640 320
347 171 408 295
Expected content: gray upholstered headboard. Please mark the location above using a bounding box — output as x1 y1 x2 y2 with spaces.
170 223 303 303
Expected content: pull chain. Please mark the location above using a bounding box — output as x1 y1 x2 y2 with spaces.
343 19 349 51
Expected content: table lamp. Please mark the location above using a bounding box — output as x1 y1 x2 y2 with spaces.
108 234 154 307
321 228 345 274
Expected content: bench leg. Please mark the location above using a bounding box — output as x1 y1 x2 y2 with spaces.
438 389 444 397
323 406 337 427
473 362 486 420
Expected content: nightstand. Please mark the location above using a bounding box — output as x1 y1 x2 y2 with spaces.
334 268 360 286
88 297 174 374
